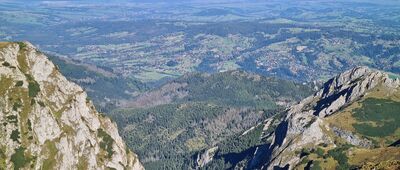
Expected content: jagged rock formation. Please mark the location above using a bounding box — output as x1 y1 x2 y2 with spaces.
260 66 400 169
201 66 399 169
0 42 143 170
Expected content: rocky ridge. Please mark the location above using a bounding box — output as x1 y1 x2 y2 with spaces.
0 42 143 170
260 66 400 169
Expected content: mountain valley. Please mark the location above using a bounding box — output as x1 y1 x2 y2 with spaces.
110 70 313 169
46 49 400 170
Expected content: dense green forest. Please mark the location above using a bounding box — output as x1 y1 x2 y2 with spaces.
110 71 313 169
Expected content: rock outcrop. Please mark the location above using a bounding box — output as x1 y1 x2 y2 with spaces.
0 42 143 170
258 66 399 169
331 127 372 148
195 146 218 168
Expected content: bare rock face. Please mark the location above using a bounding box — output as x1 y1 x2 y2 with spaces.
331 127 373 148
0 42 144 170
259 66 399 169
195 146 218 168
313 66 387 117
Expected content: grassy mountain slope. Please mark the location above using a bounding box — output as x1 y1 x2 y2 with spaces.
315 84 400 169
292 83 400 170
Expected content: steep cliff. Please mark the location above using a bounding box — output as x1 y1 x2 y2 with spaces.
0 42 143 170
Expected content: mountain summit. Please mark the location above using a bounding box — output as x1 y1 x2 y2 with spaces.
0 42 143 170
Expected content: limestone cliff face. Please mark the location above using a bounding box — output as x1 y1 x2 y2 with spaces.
255 67 400 169
0 42 144 170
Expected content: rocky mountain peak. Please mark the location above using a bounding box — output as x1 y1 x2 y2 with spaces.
255 66 399 169
0 42 143 170
311 66 398 117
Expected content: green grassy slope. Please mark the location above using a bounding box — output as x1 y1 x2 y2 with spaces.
299 84 400 170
